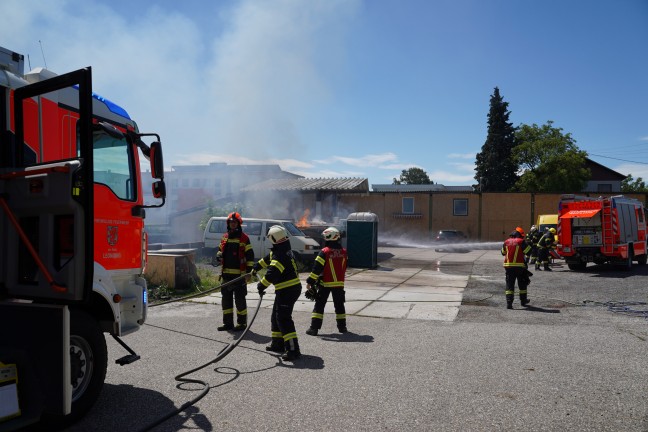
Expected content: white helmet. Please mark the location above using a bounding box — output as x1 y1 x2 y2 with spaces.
322 226 341 241
267 225 289 244
530 225 537 232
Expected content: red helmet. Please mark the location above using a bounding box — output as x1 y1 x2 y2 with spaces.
515 226 525 236
227 212 243 226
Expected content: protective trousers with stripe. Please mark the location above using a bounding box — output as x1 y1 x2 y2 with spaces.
268 284 302 353
505 267 528 306
220 274 248 327
310 287 346 331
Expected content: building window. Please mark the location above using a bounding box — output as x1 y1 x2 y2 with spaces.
402 197 414 214
453 199 468 216
597 183 612 192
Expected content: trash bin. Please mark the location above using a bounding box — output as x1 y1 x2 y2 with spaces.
346 212 379 268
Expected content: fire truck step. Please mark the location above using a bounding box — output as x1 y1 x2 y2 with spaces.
116 354 140 365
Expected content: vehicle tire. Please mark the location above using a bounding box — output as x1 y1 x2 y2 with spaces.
69 310 108 421
567 262 587 271
637 254 647 265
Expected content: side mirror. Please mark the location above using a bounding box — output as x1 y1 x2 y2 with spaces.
152 180 166 199
149 141 164 180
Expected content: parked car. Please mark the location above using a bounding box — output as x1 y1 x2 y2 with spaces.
432 230 468 252
202 217 321 266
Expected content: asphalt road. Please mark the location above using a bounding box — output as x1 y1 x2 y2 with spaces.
59 247 648 431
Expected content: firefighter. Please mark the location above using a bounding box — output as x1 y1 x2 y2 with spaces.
536 228 556 271
217 212 254 331
525 225 541 264
253 225 302 361
305 227 348 336
501 227 532 309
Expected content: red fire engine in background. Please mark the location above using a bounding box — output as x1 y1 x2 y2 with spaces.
0 46 165 429
557 194 648 271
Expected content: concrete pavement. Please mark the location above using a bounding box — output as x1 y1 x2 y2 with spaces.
60 245 648 432
189 245 483 322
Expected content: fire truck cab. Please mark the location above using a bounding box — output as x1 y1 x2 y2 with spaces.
557 194 648 271
0 46 165 428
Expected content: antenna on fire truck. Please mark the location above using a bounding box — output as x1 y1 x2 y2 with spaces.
39 40 47 68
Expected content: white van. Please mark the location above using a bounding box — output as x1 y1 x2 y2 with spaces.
203 217 321 264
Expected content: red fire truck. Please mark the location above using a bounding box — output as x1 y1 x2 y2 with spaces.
0 46 165 429
557 194 648 270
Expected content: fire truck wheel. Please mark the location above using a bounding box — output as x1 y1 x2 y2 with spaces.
637 254 647 265
69 310 108 420
567 262 587 271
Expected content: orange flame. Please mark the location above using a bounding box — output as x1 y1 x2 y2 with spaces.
296 209 310 228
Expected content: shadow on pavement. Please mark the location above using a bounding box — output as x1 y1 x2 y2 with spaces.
319 332 375 343
47 383 212 432
278 354 324 370
523 305 561 313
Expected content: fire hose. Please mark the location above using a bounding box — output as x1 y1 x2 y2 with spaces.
139 272 263 432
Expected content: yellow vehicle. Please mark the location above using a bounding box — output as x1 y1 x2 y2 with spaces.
537 214 558 235
537 214 560 259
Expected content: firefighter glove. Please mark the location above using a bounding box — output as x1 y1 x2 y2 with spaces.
305 284 318 301
212 251 223 267
257 283 266 296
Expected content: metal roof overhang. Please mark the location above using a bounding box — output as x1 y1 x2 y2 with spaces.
560 209 601 219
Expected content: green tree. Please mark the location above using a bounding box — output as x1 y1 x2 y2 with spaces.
474 87 519 191
621 174 648 192
198 201 247 232
393 167 433 185
511 121 589 192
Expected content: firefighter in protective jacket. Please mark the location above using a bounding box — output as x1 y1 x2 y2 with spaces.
253 225 302 361
525 225 541 264
217 212 254 331
501 227 532 309
536 228 556 271
305 227 348 336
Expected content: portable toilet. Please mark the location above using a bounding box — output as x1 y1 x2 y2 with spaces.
346 212 379 268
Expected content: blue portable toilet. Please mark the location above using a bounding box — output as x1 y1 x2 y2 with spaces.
346 212 379 268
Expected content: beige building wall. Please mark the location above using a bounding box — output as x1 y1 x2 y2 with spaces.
164 191 648 246
338 192 648 243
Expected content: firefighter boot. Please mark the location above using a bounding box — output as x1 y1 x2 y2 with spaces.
506 294 514 309
266 337 285 353
544 264 552 271
306 327 318 336
234 315 247 332
217 314 234 331
520 295 530 307
337 318 348 333
282 338 301 361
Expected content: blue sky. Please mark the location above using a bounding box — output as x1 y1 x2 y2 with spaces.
3 0 648 187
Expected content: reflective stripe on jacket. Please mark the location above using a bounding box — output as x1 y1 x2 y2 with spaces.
220 232 254 274
258 252 301 291
501 237 531 267
307 245 347 288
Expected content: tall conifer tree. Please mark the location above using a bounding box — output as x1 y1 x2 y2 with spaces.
474 87 518 191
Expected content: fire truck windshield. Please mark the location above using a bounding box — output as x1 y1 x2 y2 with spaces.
92 130 135 201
